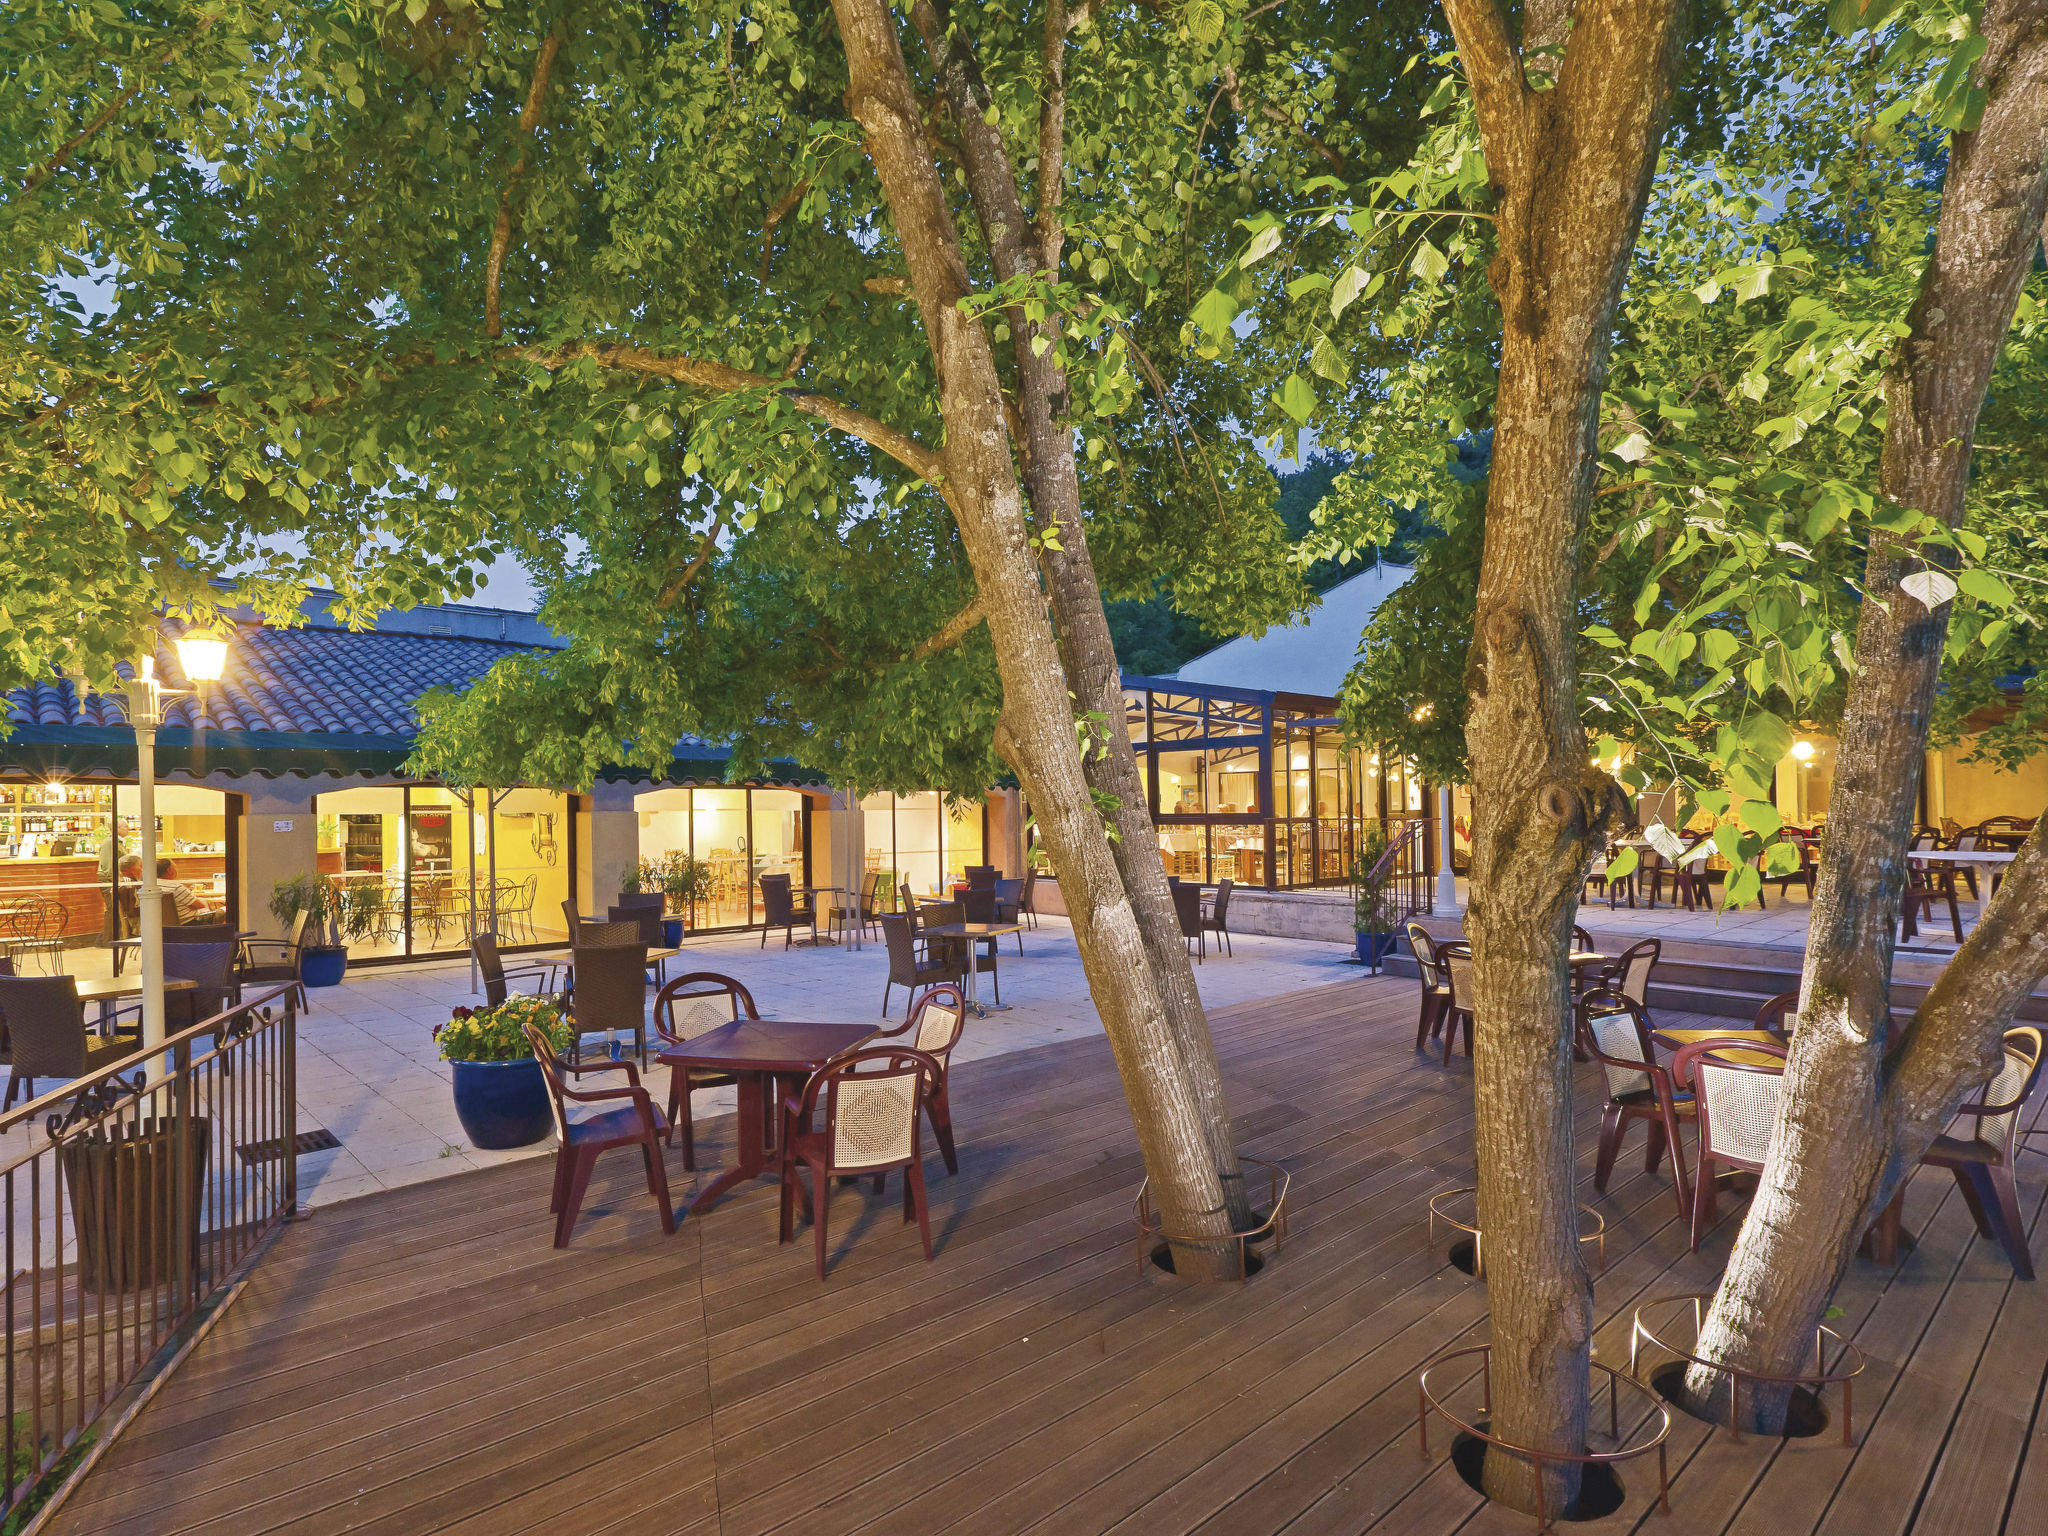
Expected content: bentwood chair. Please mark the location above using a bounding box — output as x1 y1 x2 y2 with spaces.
880 915 960 1018
1672 1036 1789 1252
777 1047 941 1279
1439 944 1477 1064
867 984 966 1174
1599 937 1662 1009
652 972 762 1171
1920 1026 2045 1278
470 932 561 1009
1203 879 1236 957
566 941 651 1067
1407 922 1449 1051
1753 991 1800 1038
524 1020 674 1248
758 873 817 950
1577 988 1694 1219
0 977 135 1109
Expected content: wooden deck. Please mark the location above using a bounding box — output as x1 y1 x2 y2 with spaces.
41 974 2048 1536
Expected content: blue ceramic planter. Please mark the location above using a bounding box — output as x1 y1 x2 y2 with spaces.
1354 930 1398 966
451 1058 552 1149
662 917 684 947
301 946 349 988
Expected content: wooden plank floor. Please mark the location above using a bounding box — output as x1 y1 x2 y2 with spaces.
42 974 2048 1536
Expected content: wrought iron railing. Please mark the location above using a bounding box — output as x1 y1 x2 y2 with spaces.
1360 816 1434 927
0 984 299 1523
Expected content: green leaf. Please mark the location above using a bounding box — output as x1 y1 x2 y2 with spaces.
1739 710 1794 766
1275 373 1317 424
1713 824 1744 865
1191 288 1240 339
1724 864 1762 910
1701 629 1740 669
1956 568 2015 608
1604 847 1639 883
1739 800 1782 837
1240 225 1283 267
1329 265 1370 319
1410 238 1449 283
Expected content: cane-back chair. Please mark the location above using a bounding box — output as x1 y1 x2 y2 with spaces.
652 972 763 1171
1577 988 1693 1218
1673 1037 1788 1251
1920 1026 2044 1278
868 984 965 1174
777 1046 940 1280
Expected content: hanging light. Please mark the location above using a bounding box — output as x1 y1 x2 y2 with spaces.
174 629 230 683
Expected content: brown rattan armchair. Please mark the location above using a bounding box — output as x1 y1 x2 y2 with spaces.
880 914 960 1018
470 931 562 1009
757 873 816 950
0 976 137 1109
239 911 312 1013
565 941 651 1067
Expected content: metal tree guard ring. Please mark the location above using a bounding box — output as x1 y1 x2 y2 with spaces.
1134 1158 1290 1280
1427 1187 1607 1279
1628 1293 1866 1446
1417 1343 1673 1534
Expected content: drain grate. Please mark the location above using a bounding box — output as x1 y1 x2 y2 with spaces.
236 1128 342 1166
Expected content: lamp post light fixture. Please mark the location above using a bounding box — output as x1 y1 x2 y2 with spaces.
126 630 230 1082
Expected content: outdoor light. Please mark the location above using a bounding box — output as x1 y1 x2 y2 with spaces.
175 630 230 683
1792 740 1816 762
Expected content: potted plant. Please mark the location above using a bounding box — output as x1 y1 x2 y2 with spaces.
435 994 574 1149
1351 824 1400 967
270 874 387 987
655 850 715 943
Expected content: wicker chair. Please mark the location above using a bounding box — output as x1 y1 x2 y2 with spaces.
0 976 135 1109
867 984 966 1174
880 915 959 1018
964 865 997 889
1578 988 1693 1218
777 1046 940 1279
1202 879 1235 958
1406 922 1449 1051
1018 869 1039 929
239 911 311 1013
1672 1036 1789 1251
993 879 1027 953
1439 944 1476 1063
161 942 239 1032
1599 937 1662 1009
524 1020 673 1248
758 873 816 950
653 972 762 1172
566 942 651 1066
471 932 561 1009
1920 1026 2044 1278
1171 883 1204 962
918 900 1000 1002
609 896 666 946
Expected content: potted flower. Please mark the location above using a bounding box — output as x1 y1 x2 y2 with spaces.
270 874 387 988
1351 825 1401 968
435 994 574 1149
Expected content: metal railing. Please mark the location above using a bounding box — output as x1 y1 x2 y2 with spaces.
1360 817 1434 927
0 984 298 1522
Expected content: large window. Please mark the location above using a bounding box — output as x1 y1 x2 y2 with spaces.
0 779 236 962
861 792 990 901
633 786 813 934
313 783 574 959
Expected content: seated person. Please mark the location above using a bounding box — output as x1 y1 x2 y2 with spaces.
157 858 205 925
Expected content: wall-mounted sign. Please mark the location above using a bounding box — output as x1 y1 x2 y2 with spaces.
273 819 294 832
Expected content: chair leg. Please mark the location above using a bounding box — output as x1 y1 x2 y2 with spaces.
549 1145 570 1213
811 1162 831 1280
927 1084 958 1175
1950 1163 1995 1236
906 1156 933 1261
1643 1115 1668 1177
1984 1166 2034 1279
1690 1155 1715 1252
646 1134 677 1235
555 1148 597 1248
1594 1104 1625 1194
1660 1102 1692 1217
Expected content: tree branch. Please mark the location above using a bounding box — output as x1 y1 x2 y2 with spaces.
656 516 726 608
906 595 987 660
484 32 564 340
19 15 218 195
514 342 946 483
760 179 813 284
1440 0 1526 176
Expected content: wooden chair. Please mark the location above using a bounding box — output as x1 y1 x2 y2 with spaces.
777 1046 940 1279
0 976 135 1109
1406 922 1449 1051
1920 1026 2044 1278
866 983 965 1173
758 873 816 949
1171 882 1204 962
1672 1037 1788 1251
1439 943 1476 1063
238 911 312 1013
653 972 762 1171
1598 937 1662 1009
524 1020 674 1248
1202 879 1235 958
880 914 960 1018
566 942 650 1066
470 932 561 1009
1578 988 1693 1219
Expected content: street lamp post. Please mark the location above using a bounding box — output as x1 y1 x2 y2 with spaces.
123 633 229 1081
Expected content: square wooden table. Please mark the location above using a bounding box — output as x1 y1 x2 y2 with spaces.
919 921 1021 1015
656 1019 877 1214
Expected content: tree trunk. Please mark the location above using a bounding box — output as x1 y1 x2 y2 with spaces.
829 0 1246 1276
1440 0 1685 1512
1686 2 2048 1430
908 0 1254 1233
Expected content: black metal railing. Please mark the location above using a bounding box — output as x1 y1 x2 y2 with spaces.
1361 817 1434 927
0 984 298 1520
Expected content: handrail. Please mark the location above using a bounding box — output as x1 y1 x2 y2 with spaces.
1358 817 1434 927
0 982 300 1523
